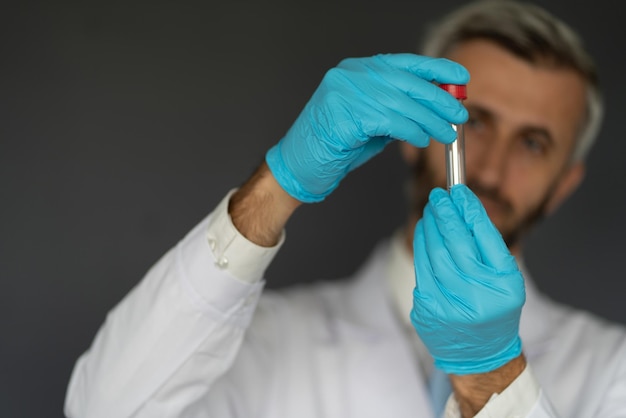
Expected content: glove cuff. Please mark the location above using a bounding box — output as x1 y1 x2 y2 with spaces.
434 336 523 375
266 144 328 203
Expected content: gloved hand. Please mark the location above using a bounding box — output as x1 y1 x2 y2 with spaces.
411 185 525 375
266 54 469 203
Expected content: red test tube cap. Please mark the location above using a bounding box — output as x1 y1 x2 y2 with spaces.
439 83 467 100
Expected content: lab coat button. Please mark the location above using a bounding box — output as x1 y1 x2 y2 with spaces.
216 256 229 269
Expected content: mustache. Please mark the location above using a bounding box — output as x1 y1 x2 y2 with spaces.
465 179 514 215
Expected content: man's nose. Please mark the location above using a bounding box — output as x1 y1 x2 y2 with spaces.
468 138 510 189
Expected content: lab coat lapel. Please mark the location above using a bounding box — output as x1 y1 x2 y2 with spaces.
312 243 435 418
518 263 558 360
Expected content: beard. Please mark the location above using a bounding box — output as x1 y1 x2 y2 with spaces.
408 151 552 249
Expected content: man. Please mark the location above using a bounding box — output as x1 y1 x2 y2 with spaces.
65 1 626 417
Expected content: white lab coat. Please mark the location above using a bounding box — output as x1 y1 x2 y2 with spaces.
65 207 626 418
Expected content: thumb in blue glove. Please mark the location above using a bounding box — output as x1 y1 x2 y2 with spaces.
266 54 469 203
410 185 525 375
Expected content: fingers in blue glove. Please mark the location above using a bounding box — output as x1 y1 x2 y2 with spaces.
449 185 518 273
375 53 470 86
412 185 525 374
423 188 481 277
334 55 469 146
267 53 470 203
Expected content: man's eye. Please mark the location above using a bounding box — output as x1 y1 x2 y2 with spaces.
522 136 546 154
466 116 481 128
465 116 486 135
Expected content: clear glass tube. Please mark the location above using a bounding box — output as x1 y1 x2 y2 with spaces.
438 84 467 190
446 104 466 190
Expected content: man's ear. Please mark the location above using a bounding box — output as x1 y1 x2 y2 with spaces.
545 161 586 215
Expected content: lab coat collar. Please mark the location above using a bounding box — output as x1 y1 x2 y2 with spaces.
517 261 560 359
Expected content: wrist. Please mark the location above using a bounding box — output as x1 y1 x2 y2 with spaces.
229 161 301 247
449 354 527 418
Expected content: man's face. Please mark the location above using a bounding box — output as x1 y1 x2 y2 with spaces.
403 39 587 250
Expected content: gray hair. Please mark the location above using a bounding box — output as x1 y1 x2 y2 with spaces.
420 0 603 161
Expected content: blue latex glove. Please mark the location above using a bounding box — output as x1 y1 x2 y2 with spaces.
411 185 525 375
266 54 469 203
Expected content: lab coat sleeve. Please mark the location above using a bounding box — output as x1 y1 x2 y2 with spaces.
64 190 284 418
443 364 560 418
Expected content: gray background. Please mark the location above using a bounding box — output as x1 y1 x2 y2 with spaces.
1 1 624 417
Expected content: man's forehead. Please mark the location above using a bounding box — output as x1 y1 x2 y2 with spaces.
446 39 587 147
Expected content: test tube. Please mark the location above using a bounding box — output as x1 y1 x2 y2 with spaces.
439 84 467 190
